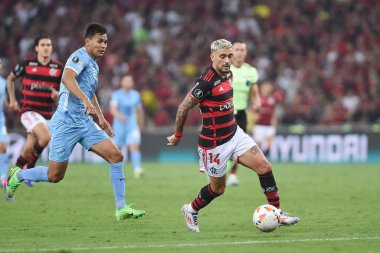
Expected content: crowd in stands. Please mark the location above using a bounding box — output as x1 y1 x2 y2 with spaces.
1 0 379 129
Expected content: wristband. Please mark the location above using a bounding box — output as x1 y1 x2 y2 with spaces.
174 131 183 138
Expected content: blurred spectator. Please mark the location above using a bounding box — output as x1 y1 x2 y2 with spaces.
1 0 379 131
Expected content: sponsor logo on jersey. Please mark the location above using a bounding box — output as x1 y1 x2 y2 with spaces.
49 68 58 76
72 56 79 63
219 102 233 111
213 80 221 86
194 89 203 99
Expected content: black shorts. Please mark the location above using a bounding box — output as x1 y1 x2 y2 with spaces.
234 110 247 132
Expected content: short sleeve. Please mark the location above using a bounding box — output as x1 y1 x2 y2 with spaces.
65 52 89 75
12 61 26 78
251 67 259 84
189 80 212 102
110 91 118 106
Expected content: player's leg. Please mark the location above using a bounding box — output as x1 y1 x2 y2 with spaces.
5 115 80 200
0 142 8 189
16 133 36 187
237 130 299 226
15 133 34 169
226 113 247 185
16 112 50 187
128 143 144 178
182 146 229 232
84 123 145 220
264 126 276 157
5 161 69 200
20 122 50 187
182 175 225 233
126 129 143 179
27 122 50 168
113 126 127 165
17 160 68 182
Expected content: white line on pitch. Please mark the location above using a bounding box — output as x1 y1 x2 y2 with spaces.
0 236 379 252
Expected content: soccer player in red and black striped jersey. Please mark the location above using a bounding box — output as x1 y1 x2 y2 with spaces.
253 80 278 156
6 35 63 186
167 39 299 232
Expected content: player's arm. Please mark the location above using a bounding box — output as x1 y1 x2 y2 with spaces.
109 102 126 122
61 68 95 115
271 109 277 128
167 94 198 146
92 94 114 137
6 72 20 111
167 79 209 146
51 65 63 101
175 94 197 133
91 94 105 120
136 105 145 131
250 83 261 112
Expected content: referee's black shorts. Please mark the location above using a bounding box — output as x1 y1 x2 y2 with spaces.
234 110 247 132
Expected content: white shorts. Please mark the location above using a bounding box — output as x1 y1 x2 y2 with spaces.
253 125 276 144
198 126 256 177
21 111 49 133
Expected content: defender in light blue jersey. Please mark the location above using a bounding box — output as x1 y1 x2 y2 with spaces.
0 58 9 187
110 75 145 179
5 23 145 220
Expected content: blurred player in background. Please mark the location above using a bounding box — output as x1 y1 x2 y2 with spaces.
253 80 277 156
167 39 299 232
110 74 145 179
226 41 261 186
5 23 145 220
0 58 9 187
6 35 63 187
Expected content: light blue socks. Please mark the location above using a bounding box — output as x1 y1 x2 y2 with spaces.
0 153 8 181
109 162 126 209
17 166 49 182
130 150 141 171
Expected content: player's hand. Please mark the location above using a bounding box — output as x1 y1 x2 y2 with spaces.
82 99 96 116
167 134 181 146
118 114 127 122
9 100 20 112
250 104 260 113
51 87 59 101
99 118 115 137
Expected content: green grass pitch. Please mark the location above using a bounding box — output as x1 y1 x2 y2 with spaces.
0 163 379 253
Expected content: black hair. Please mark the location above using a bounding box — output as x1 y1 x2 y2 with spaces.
85 22 107 38
34 35 51 47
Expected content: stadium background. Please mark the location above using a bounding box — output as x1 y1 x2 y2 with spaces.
1 1 380 253
1 0 380 163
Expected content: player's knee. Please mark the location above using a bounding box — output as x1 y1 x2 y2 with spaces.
256 160 272 175
48 170 65 183
39 134 51 147
109 150 124 163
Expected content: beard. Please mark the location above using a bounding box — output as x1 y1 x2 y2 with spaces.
218 65 230 75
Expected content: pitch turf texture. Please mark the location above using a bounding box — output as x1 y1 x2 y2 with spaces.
1 163 379 253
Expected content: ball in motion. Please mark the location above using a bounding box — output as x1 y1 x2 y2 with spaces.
253 204 280 232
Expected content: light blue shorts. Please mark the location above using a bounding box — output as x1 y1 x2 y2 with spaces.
113 126 141 148
49 116 110 162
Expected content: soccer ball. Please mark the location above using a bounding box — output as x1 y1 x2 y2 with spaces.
253 204 280 232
